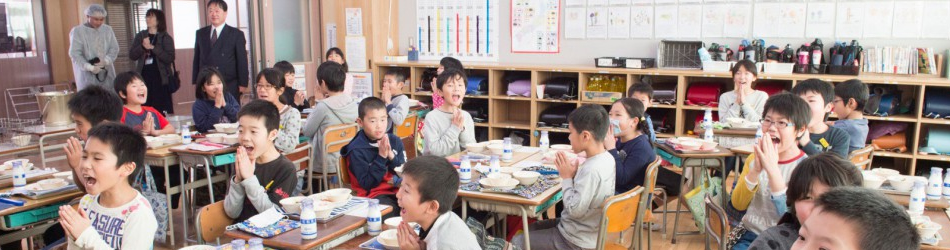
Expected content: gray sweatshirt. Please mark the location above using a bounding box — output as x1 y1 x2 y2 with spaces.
422 109 476 157
833 118 869 153
718 90 769 123
303 94 358 173
387 94 411 132
557 151 616 249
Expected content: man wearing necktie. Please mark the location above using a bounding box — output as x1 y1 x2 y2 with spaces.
193 0 249 103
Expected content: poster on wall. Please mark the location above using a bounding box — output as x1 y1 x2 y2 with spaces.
416 0 500 62
510 0 560 53
586 7 608 38
565 7 586 39
345 8 363 36
350 72 374 100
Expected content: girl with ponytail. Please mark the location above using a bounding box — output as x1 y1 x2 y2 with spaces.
606 98 657 194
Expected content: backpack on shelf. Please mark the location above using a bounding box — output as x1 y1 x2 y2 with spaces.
685 82 722 107
462 102 489 123
507 80 531 97
543 77 579 100
924 91 950 118
467 76 489 95
538 104 575 128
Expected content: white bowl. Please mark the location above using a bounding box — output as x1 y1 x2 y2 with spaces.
679 140 702 151
214 123 238 134
872 168 901 179
466 142 487 153
488 140 504 145
918 220 942 239
487 172 512 181
479 178 519 190
542 150 577 164
725 117 746 128
205 133 226 144
279 196 307 214
11 134 30 146
700 140 719 151
321 188 352 202
313 202 334 219
53 171 73 182
377 229 400 249
550 144 572 152
513 171 541 186
38 179 67 190
887 175 915 192
223 134 239 145
3 159 28 168
159 134 180 145
144 136 164 148
863 172 885 189
487 144 505 155
383 217 419 230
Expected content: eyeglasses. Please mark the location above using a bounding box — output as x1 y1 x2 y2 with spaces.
761 118 794 129
256 84 276 90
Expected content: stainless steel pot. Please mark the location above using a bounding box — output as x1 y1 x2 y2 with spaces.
36 91 75 127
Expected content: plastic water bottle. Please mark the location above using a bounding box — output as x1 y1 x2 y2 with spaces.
300 198 317 240
367 199 382 236
12 161 25 188
703 109 714 142
502 137 513 162
230 239 246 250
459 155 472 183
929 167 944 200
490 155 501 174
181 124 192 144
539 131 550 152
248 238 264 250
910 180 927 215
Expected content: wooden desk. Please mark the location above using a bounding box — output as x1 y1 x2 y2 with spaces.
16 124 76 169
889 193 950 210
0 172 55 189
0 182 83 245
145 144 181 245
0 143 39 158
225 207 392 250
655 142 733 244
170 143 237 244
447 149 541 168
694 126 758 137
730 144 754 156
923 209 950 250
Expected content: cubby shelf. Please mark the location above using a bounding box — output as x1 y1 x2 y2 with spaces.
374 61 950 177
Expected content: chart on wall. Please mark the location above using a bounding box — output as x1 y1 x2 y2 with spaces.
417 0 500 62
510 0 560 53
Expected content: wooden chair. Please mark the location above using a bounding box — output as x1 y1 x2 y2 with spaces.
597 186 645 250
286 142 312 194
394 112 418 139
338 157 351 188
849 145 874 170
196 201 233 245
635 157 663 250
309 123 359 193
704 195 730 250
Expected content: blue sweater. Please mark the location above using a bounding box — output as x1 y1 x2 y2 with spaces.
608 134 656 194
192 93 240 133
340 130 406 197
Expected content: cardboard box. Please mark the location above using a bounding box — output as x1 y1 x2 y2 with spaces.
582 91 623 103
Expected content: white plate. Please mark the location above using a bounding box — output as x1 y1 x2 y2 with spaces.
24 181 67 192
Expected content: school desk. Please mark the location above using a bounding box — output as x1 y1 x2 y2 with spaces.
0 178 82 245
145 143 182 245
15 123 76 169
922 209 950 249
170 143 237 244
224 206 392 250
654 142 734 244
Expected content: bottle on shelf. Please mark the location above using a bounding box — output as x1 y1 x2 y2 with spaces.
909 179 927 215
300 198 317 240
502 137 513 162
539 131 550 152
928 167 944 200
367 199 382 236
459 155 472 184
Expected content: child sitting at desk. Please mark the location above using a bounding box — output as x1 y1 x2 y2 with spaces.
381 69 410 133
223 100 298 222
192 67 240 134
302 61 359 187
791 79 850 158
422 68 476 157
395 155 479 250
58 123 158 249
512 105 616 250
342 97 406 219
830 79 870 154
255 68 300 153
791 187 919 250
114 71 176 136
605 98 656 194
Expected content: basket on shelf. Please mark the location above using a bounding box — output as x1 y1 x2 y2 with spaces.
657 40 703 69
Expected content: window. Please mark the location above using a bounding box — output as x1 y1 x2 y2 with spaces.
0 0 36 58
171 0 200 49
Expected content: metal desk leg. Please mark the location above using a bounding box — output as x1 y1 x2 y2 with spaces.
462 199 468 220
163 159 176 246
519 206 531 250
178 158 189 244
203 156 215 203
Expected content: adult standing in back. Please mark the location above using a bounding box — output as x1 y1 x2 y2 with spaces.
69 4 119 91
130 9 176 114
193 0 248 102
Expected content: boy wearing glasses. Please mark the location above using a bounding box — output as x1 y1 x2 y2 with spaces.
729 93 811 250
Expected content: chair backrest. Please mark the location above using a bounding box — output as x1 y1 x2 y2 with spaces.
640 157 662 219
705 195 730 250
598 186 644 249
394 112 418 138
286 142 312 172
849 145 874 170
339 157 350 187
196 201 234 244
323 123 359 155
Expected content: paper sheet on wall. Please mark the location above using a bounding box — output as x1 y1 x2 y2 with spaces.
653 0 676 4
609 0 632 5
589 0 607 6
753 3 805 38
862 1 893 38
921 1 950 39
326 24 338 48
344 36 368 72
723 4 750 38
566 0 585 6
349 72 373 100
702 4 725 38
608 7 631 38
345 8 363 36
416 0 500 62
892 1 922 38
565 7 586 39
836 2 864 38
292 64 306 91
805 2 834 38
511 0 561 53
678 5 702 38
654 5 678 38
630 5 653 38
586 7 608 38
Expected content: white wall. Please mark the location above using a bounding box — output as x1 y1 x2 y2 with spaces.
398 0 950 66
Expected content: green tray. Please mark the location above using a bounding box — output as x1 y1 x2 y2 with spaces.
3 201 68 228
213 153 236 166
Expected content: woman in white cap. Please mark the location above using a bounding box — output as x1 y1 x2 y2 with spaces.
69 4 119 91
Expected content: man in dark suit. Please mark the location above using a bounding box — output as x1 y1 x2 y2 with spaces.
193 0 248 102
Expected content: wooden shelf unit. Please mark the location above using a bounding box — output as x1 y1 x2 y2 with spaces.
374 61 950 176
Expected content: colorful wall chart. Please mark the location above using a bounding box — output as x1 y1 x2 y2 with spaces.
417 0 500 62
510 0 560 53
